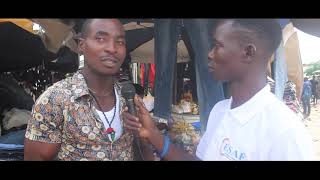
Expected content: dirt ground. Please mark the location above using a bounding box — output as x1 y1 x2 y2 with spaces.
303 103 320 160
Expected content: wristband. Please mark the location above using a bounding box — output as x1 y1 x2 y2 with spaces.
159 134 170 159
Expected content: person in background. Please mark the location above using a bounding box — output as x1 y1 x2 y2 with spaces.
302 77 312 118
310 75 318 105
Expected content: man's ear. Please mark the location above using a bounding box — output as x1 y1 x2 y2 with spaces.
242 43 256 64
77 34 85 55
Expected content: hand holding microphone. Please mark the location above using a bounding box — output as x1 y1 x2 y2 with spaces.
121 82 158 140
122 83 174 160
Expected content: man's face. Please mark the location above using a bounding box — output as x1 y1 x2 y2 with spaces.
79 19 126 76
207 21 248 81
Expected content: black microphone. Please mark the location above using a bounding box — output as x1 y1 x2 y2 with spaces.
121 82 137 116
121 81 144 160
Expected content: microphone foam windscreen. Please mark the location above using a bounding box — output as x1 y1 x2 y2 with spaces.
121 81 136 99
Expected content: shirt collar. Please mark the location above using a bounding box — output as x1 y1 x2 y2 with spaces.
72 71 121 100
228 84 272 125
72 72 90 100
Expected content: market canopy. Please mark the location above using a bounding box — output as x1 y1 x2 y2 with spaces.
130 38 191 64
291 19 320 38
31 19 155 54
0 20 52 72
26 19 320 56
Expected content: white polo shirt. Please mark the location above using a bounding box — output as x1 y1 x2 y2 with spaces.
196 85 315 161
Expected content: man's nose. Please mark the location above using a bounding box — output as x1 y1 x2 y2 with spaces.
104 41 117 54
208 49 214 61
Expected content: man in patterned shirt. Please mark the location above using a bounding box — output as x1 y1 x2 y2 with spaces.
24 19 151 161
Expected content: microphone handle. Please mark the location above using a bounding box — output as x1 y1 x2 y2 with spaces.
126 98 145 160
126 98 137 116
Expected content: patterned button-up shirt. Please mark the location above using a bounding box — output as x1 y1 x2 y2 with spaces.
25 71 134 161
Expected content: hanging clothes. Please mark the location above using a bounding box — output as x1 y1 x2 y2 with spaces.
140 63 145 87
131 63 138 84
268 76 303 120
153 19 225 134
137 63 141 85
140 63 156 92
143 63 150 91
283 81 303 117
149 63 155 90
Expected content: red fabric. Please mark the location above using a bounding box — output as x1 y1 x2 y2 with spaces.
149 64 155 89
140 63 155 90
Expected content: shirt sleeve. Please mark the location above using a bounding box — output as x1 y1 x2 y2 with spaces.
25 90 64 144
196 100 226 160
196 131 209 160
268 128 315 160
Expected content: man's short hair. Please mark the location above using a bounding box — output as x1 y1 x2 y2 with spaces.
80 19 94 38
218 19 283 57
79 19 125 38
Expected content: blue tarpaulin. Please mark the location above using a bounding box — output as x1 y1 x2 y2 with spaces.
278 19 291 29
272 19 290 100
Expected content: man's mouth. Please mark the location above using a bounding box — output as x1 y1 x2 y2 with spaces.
208 62 216 72
101 56 118 67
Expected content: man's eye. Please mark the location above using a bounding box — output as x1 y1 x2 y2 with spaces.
212 40 218 46
117 41 125 46
96 37 105 42
212 42 219 48
214 42 222 48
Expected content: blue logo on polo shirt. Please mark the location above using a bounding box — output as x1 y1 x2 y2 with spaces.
220 138 247 160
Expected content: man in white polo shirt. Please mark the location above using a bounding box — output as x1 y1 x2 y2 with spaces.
122 19 314 160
